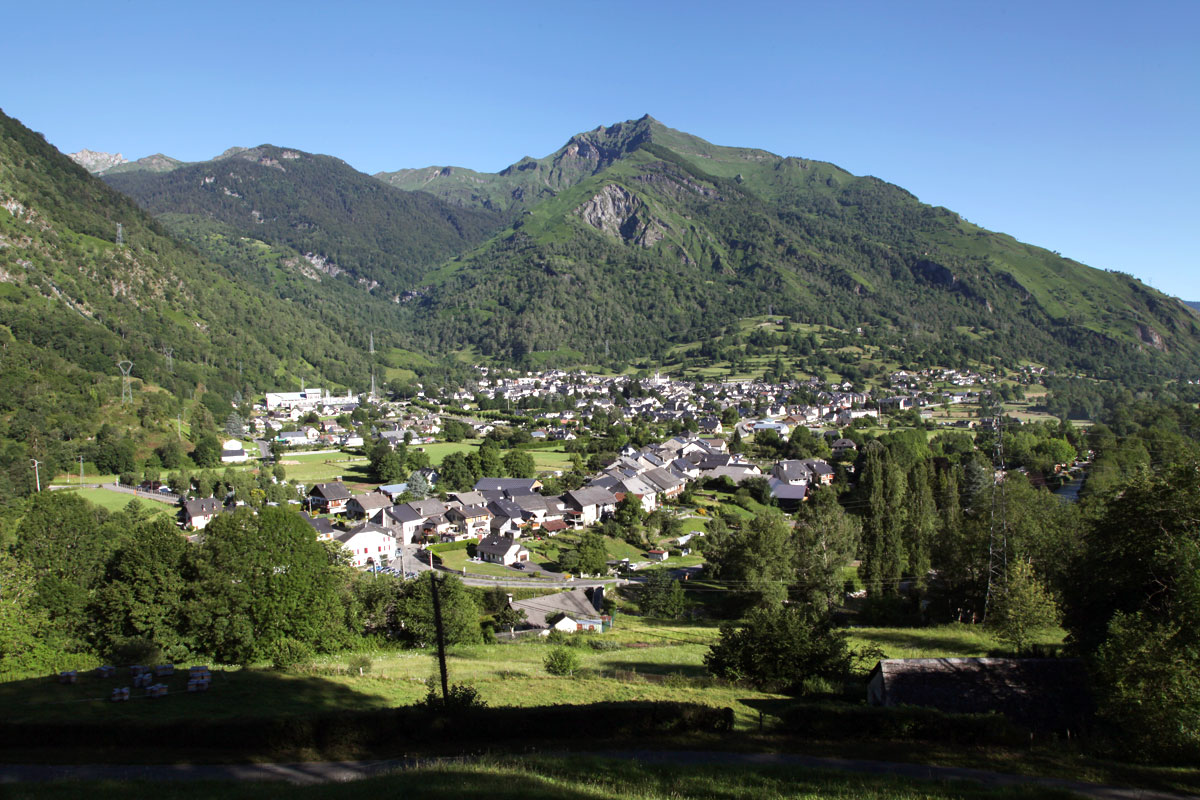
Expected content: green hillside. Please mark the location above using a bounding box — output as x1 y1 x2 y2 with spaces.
0 108 399 497
387 117 1200 375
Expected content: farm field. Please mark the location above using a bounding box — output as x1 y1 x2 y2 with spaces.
48 487 174 519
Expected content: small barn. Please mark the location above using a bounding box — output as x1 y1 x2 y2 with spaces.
867 658 1091 731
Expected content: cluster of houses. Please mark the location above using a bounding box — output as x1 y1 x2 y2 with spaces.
179 429 841 575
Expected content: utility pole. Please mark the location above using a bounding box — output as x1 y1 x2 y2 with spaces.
79 455 84 485
118 360 134 405
30 459 42 492
429 573 449 704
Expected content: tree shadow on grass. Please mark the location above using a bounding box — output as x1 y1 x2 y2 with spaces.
0 667 392 726
600 661 709 679
855 629 995 657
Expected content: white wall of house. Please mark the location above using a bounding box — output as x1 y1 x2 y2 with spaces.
339 530 396 568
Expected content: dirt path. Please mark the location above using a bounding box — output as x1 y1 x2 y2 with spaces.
0 750 1191 799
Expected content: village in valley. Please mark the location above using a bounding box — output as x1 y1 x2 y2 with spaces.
157 357 1074 640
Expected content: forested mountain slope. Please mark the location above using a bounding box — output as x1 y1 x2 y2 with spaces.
0 109 392 495
103 146 505 292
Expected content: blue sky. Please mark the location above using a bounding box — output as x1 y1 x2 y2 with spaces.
6 0 1199 298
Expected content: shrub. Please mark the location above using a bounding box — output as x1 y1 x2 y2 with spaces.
588 638 620 651
267 637 314 671
420 680 487 710
544 647 581 676
108 636 161 667
347 654 372 675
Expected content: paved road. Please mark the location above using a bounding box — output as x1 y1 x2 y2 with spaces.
0 750 1191 798
254 439 273 462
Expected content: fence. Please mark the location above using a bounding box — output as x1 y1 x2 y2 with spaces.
109 483 181 505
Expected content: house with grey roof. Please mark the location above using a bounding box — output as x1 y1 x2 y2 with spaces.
347 491 392 522
510 588 608 634
474 477 543 495
482 501 519 535
476 533 529 566
308 482 351 514
383 503 424 545
563 486 618 526
181 498 222 530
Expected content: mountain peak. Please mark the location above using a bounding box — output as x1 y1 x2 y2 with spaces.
67 148 128 174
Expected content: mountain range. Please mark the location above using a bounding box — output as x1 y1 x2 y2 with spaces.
84 115 1200 374
26 112 1200 380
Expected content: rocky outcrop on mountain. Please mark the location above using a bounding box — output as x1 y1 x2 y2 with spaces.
575 183 666 248
67 149 127 174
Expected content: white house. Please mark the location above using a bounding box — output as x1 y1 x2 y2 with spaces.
335 522 396 568
220 440 249 463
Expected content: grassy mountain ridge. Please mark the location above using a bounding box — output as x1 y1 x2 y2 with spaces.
385 117 1199 374
103 146 506 292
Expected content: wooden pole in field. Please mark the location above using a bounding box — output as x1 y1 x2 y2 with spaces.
430 573 449 704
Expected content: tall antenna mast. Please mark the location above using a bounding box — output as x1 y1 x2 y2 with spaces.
117 360 134 405
983 415 1008 622
162 346 173 373
30 459 42 492
116 222 124 246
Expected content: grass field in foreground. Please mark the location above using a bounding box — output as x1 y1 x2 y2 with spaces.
0 755 1077 799
2 619 1066 730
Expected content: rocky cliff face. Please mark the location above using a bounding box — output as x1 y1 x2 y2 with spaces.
575 183 666 247
67 148 128 174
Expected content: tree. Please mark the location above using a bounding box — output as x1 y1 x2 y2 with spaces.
377 450 407 484
613 493 644 531
793 487 861 610
503 449 536 479
494 604 527 637
1091 612 1200 759
0 552 59 675
986 559 1059 653
156 439 185 470
185 507 344 663
571 532 609 576
91 517 191 661
704 510 795 613
479 440 503 478
13 491 115 644
395 573 481 648
407 470 430 499
438 451 477 492
857 443 905 597
638 570 687 618
224 412 245 437
705 604 849 692
192 433 221 468
1062 461 1200 758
